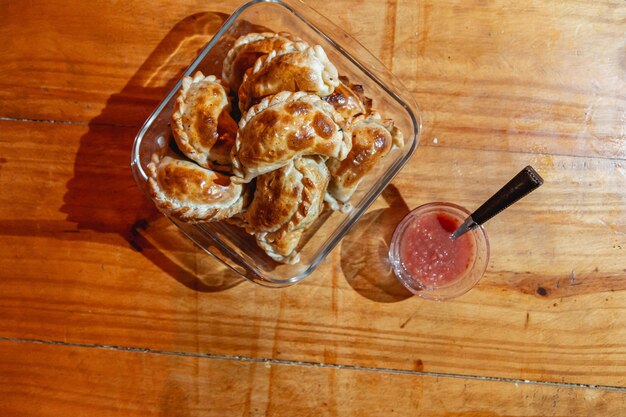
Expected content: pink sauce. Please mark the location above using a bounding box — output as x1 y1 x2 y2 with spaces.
400 211 475 287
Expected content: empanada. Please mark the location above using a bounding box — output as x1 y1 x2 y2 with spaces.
326 113 403 208
238 43 339 111
256 228 304 265
171 71 238 172
148 154 248 222
232 91 351 182
244 157 330 263
222 32 304 93
241 162 303 234
322 75 372 121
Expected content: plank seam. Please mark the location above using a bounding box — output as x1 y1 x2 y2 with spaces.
1 336 624 392
2 116 623 162
0 116 138 129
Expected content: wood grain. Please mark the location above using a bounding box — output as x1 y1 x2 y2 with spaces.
1 0 625 413
400 0 626 159
0 1 232 126
1 339 624 417
0 0 624 158
1 119 624 386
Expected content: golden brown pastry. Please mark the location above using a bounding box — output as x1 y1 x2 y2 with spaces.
222 32 304 93
322 75 372 121
238 43 339 112
155 29 409 265
326 113 403 209
256 228 305 265
241 162 302 234
147 154 249 222
244 157 330 263
232 91 351 183
171 71 238 172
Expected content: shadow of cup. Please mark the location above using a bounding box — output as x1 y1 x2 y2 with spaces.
340 185 413 302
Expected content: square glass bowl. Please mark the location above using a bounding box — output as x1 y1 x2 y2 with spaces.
131 0 421 287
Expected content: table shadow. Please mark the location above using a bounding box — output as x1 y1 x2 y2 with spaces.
340 185 413 302
60 11 249 292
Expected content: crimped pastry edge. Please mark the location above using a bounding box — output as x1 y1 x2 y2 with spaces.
170 71 231 169
231 91 351 182
147 153 248 223
222 32 304 86
245 43 339 97
325 111 404 207
255 230 302 264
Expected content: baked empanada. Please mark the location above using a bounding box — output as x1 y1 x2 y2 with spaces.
232 91 351 182
256 228 304 265
222 32 304 93
322 75 372 121
326 113 403 208
238 43 339 111
244 157 330 263
148 154 248 222
171 71 238 172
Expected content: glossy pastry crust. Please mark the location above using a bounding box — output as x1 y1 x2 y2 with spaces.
147 154 248 222
247 156 330 263
232 91 351 182
322 75 372 121
171 71 238 171
238 43 339 111
151 30 405 264
242 161 304 234
222 32 304 93
255 228 304 264
326 112 404 206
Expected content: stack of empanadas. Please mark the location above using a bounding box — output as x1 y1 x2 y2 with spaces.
148 31 403 264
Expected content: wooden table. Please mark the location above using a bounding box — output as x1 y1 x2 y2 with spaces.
1 0 625 415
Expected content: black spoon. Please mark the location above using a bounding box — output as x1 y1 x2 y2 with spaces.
451 166 544 240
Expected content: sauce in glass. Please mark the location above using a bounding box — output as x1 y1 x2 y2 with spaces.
399 211 475 287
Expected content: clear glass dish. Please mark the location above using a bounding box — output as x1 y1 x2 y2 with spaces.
131 0 421 287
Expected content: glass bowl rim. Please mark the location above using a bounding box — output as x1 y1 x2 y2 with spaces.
388 201 490 300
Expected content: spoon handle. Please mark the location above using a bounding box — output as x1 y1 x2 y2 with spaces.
451 166 544 240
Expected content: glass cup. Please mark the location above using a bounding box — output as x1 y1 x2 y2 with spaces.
388 202 490 301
